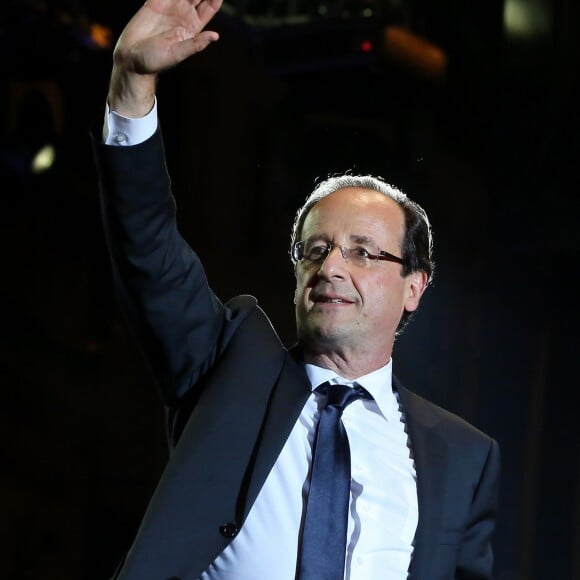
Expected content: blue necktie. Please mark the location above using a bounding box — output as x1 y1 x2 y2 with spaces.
297 382 368 579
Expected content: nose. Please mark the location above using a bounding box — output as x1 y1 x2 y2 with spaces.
318 244 349 278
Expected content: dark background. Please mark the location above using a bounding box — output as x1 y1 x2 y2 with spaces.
1 1 578 579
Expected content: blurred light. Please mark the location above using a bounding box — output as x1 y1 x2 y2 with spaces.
360 40 373 53
31 144 56 174
504 0 552 39
89 23 113 49
383 26 446 82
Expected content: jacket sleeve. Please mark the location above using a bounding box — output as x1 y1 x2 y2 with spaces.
91 126 239 406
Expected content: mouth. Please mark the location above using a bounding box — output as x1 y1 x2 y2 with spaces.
310 293 355 306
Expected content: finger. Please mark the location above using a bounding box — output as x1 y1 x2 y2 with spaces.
196 0 223 27
173 30 219 60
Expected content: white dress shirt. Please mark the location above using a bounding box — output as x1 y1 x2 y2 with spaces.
104 105 418 578
198 361 417 580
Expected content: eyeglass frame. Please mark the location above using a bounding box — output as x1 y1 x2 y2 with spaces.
291 239 406 267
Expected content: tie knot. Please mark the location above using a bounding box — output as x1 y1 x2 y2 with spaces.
317 382 369 410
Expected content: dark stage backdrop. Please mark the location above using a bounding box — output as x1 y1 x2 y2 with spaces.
1 1 578 579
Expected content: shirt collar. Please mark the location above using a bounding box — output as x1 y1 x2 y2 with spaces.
304 360 398 422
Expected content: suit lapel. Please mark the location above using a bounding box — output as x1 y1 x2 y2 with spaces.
395 379 447 578
243 348 311 519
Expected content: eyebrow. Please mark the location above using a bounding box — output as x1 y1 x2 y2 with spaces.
349 234 378 245
304 233 379 245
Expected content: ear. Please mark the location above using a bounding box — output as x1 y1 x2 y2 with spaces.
404 270 428 313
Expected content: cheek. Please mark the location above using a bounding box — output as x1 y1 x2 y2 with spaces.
295 267 313 291
294 274 310 306
358 275 388 301
362 277 405 314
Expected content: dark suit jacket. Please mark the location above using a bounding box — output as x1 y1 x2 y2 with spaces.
92 128 500 580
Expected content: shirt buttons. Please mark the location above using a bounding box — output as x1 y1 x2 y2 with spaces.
219 522 239 538
113 132 128 144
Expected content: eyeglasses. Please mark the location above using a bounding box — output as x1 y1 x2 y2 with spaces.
292 240 405 268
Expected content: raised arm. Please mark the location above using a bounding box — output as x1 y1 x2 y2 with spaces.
108 0 223 118
93 0 234 413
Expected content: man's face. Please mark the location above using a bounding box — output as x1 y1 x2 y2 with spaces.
294 187 426 360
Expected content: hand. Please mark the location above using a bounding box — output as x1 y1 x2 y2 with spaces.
108 0 223 117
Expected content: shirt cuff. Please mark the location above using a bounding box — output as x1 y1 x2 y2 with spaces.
103 98 158 145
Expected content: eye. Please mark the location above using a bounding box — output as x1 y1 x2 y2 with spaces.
353 246 372 259
306 244 329 261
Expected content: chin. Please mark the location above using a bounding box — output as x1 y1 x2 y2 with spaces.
299 324 347 350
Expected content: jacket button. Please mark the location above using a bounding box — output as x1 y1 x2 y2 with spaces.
219 522 239 538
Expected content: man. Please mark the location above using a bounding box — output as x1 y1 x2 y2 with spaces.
91 1 500 578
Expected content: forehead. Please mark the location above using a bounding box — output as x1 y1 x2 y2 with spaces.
302 187 405 242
